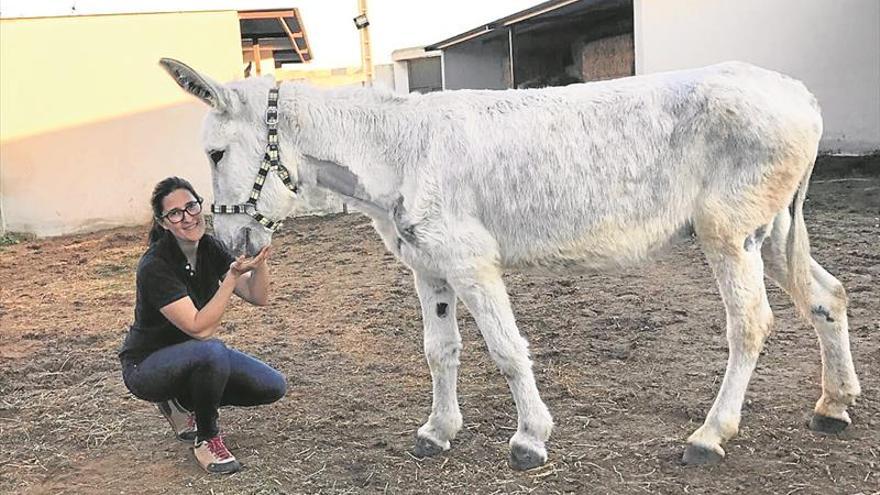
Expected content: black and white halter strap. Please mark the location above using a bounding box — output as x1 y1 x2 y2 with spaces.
211 87 299 232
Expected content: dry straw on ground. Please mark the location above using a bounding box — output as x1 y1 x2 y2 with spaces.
1 155 878 494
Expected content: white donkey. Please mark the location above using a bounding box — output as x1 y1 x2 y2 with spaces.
161 58 860 469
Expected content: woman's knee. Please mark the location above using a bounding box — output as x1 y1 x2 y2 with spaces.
264 370 287 403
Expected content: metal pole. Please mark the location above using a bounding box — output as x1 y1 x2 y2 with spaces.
508 27 516 88
357 0 373 85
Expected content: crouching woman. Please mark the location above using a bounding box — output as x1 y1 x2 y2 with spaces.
119 177 286 474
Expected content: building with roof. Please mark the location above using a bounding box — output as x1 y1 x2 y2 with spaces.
426 0 632 90
414 0 879 154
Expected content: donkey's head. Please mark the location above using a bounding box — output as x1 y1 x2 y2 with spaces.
160 58 300 256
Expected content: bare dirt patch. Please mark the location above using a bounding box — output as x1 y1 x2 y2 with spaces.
1 156 878 494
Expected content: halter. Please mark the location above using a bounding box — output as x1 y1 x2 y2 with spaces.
211 87 299 232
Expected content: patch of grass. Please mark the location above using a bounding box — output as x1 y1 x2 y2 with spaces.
0 232 34 248
93 263 129 278
98 279 133 293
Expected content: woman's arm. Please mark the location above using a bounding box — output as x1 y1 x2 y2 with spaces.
160 268 242 340
159 247 271 339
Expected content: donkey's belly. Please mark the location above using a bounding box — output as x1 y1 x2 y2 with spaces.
496 209 695 272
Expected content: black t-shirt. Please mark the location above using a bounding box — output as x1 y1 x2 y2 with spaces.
119 231 235 365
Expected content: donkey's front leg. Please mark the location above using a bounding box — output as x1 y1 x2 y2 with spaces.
448 265 554 470
413 272 463 457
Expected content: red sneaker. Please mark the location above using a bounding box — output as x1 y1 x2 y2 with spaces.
193 435 241 474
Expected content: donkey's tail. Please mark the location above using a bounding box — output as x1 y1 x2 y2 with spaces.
785 159 816 321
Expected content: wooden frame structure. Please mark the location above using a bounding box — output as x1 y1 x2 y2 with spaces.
240 9 312 75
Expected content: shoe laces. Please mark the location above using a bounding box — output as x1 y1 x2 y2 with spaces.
204 436 233 461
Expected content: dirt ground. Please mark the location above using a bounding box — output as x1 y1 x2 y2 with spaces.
1 155 878 495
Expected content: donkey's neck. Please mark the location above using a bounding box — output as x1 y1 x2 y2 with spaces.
304 154 390 218
280 85 417 215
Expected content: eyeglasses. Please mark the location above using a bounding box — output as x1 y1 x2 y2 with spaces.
160 199 203 223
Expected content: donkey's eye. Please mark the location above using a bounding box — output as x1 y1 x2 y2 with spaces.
209 150 225 165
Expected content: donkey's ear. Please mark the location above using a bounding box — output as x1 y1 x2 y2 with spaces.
159 58 234 112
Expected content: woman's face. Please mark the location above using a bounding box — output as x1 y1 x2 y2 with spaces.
160 188 206 243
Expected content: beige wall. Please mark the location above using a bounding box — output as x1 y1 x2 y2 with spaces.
634 0 880 154
0 12 243 236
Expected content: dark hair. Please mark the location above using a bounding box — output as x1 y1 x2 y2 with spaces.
148 177 202 244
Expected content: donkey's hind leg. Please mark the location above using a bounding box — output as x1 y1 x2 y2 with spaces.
684 232 774 465
762 210 861 432
412 271 464 457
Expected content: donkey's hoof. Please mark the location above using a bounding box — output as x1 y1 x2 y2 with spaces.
413 436 445 458
809 414 849 434
682 444 724 465
509 444 547 471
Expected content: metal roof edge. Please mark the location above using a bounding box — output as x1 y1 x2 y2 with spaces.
424 0 587 50
391 46 441 62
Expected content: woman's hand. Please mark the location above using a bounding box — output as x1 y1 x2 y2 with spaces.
229 246 272 278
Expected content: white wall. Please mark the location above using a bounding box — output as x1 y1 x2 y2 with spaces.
634 0 880 154
392 61 410 93
373 63 396 91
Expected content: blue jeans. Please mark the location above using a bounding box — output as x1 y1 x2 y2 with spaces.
122 339 286 440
